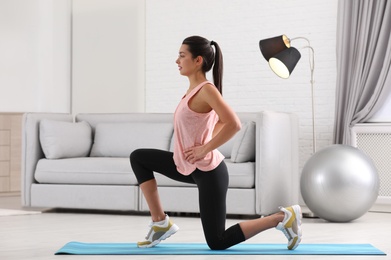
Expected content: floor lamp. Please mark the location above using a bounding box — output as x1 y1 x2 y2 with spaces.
259 35 317 218
259 35 316 154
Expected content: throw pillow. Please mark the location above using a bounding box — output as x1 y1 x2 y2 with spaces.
231 121 256 163
219 136 236 158
90 122 173 157
39 120 92 159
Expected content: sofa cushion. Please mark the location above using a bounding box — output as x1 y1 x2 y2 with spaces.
90 122 173 157
35 158 254 188
35 157 138 185
231 121 256 163
39 120 92 159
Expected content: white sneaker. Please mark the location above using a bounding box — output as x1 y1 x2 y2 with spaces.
276 205 302 250
137 214 179 248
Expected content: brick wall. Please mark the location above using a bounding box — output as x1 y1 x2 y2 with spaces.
145 0 339 169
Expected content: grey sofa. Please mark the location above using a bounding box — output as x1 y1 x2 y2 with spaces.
21 111 299 216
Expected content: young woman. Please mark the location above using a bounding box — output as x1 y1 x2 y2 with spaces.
130 35 302 250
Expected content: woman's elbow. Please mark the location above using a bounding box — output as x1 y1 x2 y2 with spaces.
233 119 242 133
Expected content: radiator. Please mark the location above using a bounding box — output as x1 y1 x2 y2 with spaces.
350 123 391 207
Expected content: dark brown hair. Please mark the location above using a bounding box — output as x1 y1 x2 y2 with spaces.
182 36 223 94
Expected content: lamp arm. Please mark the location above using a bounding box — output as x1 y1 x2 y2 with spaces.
290 37 314 73
290 36 310 44
289 37 315 77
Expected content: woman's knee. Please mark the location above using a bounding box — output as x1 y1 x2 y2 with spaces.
206 237 227 250
204 223 245 250
129 149 154 184
129 148 144 163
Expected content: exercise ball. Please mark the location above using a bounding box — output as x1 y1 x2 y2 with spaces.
300 145 379 222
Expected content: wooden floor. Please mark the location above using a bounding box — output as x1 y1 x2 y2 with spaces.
1 195 390 260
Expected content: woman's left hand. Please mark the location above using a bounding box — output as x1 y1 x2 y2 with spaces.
183 145 207 164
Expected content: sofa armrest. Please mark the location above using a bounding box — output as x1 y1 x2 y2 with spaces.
21 113 73 207
255 111 299 215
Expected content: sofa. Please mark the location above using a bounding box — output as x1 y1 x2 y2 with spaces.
21 111 299 216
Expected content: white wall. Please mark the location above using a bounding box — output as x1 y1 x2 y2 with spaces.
145 0 339 167
0 0 145 114
0 0 71 113
71 0 145 115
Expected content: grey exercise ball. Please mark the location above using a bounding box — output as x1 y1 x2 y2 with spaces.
300 145 379 222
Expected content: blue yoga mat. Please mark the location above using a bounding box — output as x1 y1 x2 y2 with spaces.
55 242 386 255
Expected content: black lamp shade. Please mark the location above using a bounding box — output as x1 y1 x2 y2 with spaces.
268 47 301 79
259 35 291 61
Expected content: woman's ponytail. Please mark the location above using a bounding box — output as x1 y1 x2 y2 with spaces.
211 41 223 95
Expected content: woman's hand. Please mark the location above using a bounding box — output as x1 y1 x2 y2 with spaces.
183 145 207 164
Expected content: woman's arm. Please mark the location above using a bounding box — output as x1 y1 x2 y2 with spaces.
184 84 241 163
212 120 224 138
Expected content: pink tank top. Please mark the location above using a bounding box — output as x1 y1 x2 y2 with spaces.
173 81 225 175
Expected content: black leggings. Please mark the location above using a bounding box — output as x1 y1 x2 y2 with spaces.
130 148 245 250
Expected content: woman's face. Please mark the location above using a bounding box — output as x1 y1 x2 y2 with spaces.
176 44 198 76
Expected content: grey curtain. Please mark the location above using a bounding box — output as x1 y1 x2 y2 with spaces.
334 0 391 144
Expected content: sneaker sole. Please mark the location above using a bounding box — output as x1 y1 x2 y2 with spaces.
138 224 179 248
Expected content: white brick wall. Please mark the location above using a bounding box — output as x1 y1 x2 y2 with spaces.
146 0 339 169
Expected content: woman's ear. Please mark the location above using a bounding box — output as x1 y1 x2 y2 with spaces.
195 56 203 65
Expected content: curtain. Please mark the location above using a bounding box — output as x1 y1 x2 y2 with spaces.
334 0 391 144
